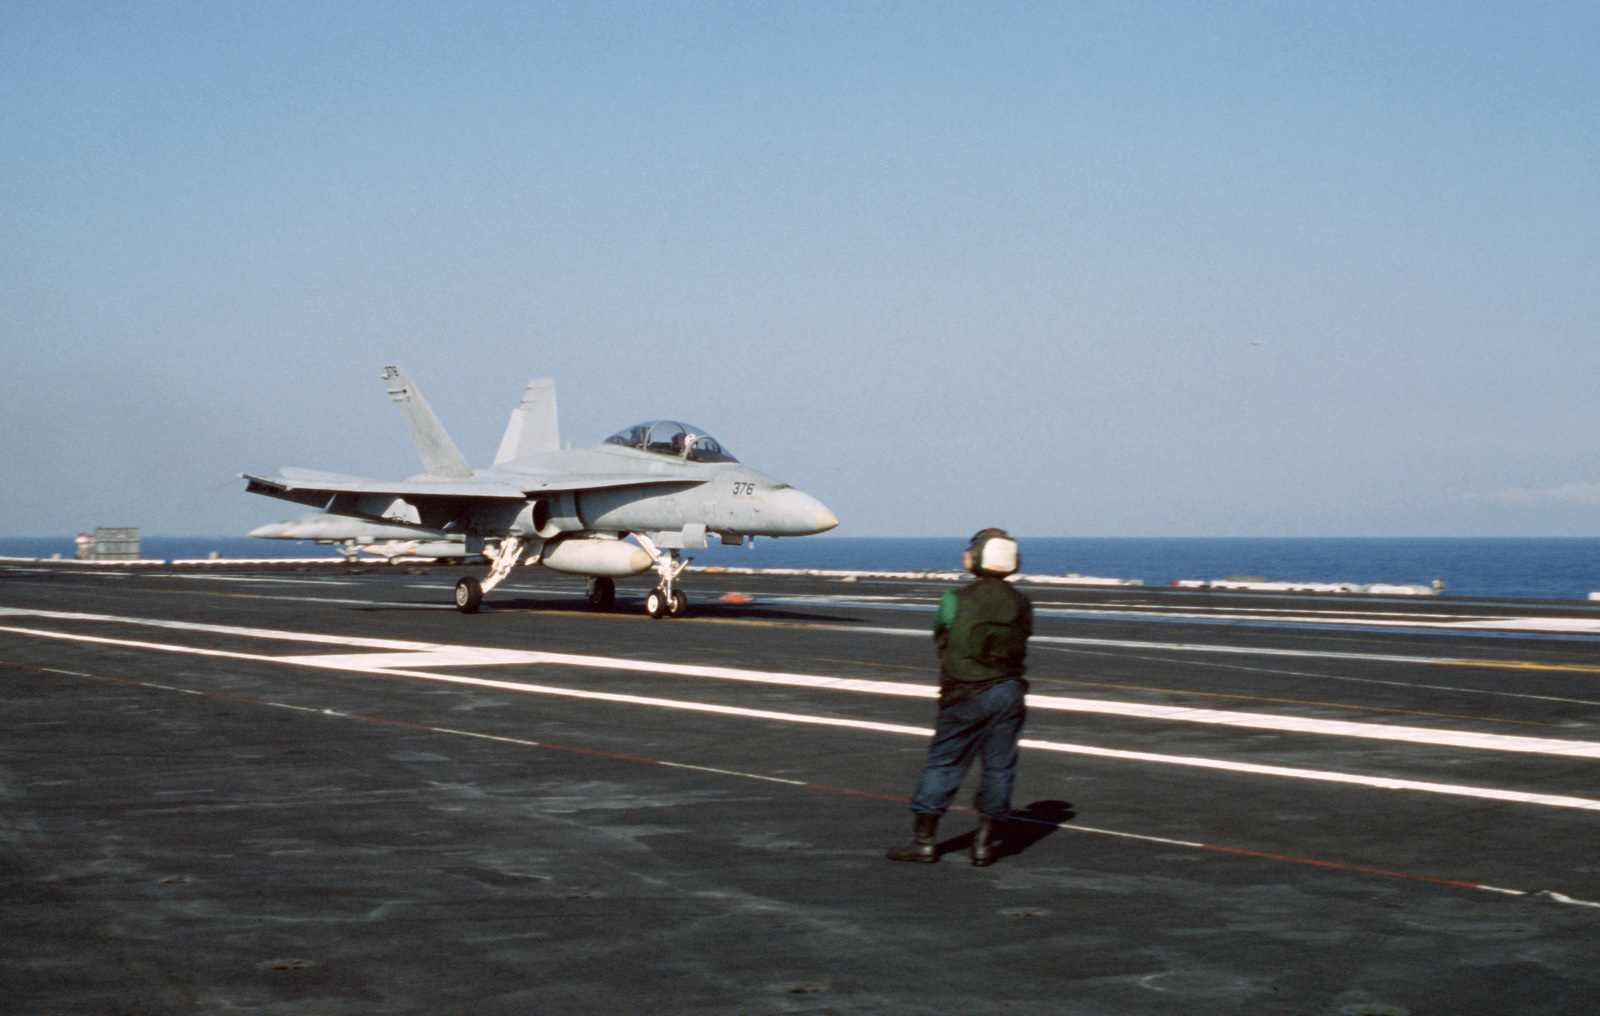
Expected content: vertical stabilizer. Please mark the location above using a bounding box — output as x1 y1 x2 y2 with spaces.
494 377 560 464
381 365 474 479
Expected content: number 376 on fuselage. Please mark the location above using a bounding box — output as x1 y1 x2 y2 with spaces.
242 366 837 618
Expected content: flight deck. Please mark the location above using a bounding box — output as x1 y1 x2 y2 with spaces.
3 559 1599 1014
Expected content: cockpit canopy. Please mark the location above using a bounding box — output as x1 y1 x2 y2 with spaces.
602 420 738 463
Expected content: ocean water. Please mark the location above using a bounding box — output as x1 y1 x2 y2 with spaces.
688 537 1600 602
6 535 1600 603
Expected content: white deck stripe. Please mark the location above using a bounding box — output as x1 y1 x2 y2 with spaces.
5 607 1600 758
769 595 1600 635
1038 607 1600 635
270 649 1600 759
6 615 1600 812
848 624 1465 664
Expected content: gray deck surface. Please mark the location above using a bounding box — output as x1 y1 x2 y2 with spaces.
3 559 1599 1015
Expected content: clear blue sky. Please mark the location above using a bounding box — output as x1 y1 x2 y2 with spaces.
3 1 1596 537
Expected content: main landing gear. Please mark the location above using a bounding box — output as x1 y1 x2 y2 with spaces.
585 576 616 611
451 533 692 619
454 536 529 614
454 575 483 612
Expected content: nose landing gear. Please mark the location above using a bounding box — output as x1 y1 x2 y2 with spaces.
632 533 690 619
645 586 688 619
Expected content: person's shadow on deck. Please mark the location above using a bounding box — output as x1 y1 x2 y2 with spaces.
942 800 1075 862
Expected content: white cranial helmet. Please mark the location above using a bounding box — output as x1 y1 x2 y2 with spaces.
967 528 1019 577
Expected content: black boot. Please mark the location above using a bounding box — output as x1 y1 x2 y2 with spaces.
971 817 998 867
886 813 940 863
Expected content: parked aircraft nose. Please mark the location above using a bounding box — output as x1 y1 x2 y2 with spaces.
766 488 839 535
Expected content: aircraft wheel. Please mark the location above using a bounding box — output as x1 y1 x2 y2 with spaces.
587 576 616 611
668 589 688 617
454 576 483 613
645 588 669 619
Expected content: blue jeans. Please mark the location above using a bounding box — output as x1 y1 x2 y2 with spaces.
909 679 1027 819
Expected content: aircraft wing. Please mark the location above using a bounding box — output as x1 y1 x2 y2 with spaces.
243 474 528 502
243 471 695 505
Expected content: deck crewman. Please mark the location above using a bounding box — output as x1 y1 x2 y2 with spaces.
887 528 1032 866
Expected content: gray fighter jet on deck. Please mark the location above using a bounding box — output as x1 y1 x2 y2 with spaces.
242 366 838 617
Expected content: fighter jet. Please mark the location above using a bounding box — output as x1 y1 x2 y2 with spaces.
242 366 838 617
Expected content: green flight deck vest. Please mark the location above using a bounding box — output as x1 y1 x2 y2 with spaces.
932 576 1032 707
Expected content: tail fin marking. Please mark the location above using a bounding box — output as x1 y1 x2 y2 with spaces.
381 365 474 479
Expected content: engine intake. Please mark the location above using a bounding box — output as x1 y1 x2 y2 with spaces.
517 491 581 539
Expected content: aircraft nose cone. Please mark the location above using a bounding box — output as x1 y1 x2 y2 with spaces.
765 488 838 535
248 522 288 538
